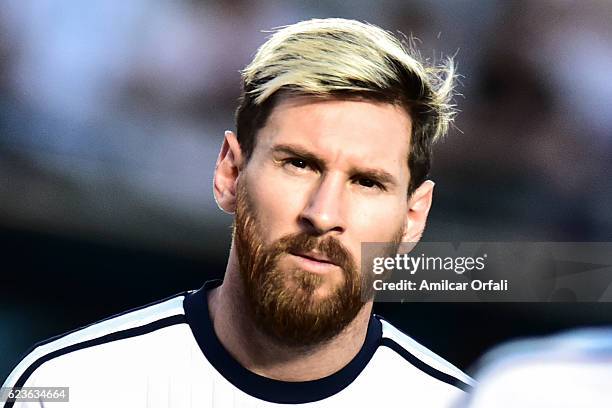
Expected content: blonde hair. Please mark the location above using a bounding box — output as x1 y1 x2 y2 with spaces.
236 18 456 194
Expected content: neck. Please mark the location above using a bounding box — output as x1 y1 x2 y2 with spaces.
207 244 373 381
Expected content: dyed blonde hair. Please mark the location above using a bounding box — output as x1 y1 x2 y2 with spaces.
235 18 456 194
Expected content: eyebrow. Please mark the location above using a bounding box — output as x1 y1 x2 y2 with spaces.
270 143 399 187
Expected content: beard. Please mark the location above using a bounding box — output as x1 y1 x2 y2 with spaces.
233 178 404 348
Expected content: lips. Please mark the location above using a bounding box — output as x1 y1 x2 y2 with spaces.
290 251 338 266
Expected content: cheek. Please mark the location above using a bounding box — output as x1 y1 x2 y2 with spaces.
350 198 407 241
244 168 308 242
348 200 406 272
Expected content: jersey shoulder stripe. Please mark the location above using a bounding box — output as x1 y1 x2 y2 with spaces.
30 291 187 351
2 292 187 392
377 316 475 391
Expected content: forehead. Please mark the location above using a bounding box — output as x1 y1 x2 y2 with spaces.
255 96 412 181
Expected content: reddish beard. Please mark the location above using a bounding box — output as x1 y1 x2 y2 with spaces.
233 179 365 347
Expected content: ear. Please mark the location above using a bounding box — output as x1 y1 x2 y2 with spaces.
213 131 244 214
402 180 435 243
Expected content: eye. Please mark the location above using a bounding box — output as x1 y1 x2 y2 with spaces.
359 178 375 187
356 177 384 190
286 158 308 169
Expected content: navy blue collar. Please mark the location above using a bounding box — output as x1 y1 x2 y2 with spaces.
184 280 382 404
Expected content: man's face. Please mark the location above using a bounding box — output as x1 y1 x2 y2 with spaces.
234 96 412 347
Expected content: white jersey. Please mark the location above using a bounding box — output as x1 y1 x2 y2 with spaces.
2 280 473 407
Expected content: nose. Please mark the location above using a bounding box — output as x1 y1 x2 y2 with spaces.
299 173 346 236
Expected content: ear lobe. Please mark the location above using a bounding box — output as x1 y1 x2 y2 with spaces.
402 180 435 243
213 131 243 214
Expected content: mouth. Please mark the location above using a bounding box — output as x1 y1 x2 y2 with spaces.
290 251 337 265
288 251 340 273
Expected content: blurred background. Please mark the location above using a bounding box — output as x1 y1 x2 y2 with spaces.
1 0 612 380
